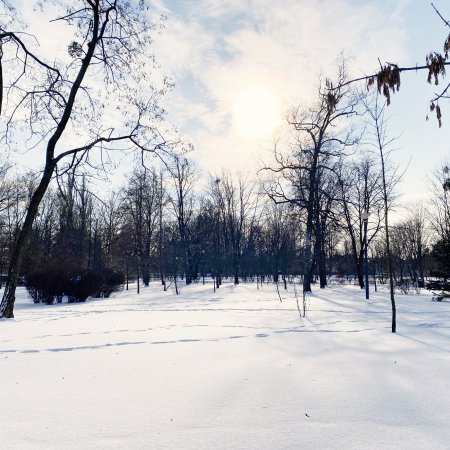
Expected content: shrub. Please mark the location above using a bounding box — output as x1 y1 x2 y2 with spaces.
25 266 124 304
99 268 125 298
25 266 67 304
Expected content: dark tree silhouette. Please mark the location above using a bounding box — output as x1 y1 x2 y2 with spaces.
263 64 359 293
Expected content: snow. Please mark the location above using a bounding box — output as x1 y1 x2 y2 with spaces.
1 281 450 449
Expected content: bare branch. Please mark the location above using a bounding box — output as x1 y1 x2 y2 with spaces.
431 2 450 28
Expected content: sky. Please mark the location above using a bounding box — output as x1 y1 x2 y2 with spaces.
6 0 450 214
148 0 449 208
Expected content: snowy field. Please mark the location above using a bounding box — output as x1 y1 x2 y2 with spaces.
1 281 450 450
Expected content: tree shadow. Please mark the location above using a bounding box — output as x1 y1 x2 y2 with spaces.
397 333 450 354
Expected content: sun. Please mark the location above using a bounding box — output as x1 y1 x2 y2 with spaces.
232 86 282 141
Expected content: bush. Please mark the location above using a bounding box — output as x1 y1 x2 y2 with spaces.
66 269 125 302
25 266 124 304
100 268 125 297
25 267 67 304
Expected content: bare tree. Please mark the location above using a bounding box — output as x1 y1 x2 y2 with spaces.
263 203 295 284
98 191 122 269
212 171 257 285
0 1 176 317
262 63 359 293
428 161 450 240
336 155 388 288
428 161 450 279
312 166 341 288
0 168 32 284
121 166 160 291
167 155 198 285
365 96 398 333
401 205 429 282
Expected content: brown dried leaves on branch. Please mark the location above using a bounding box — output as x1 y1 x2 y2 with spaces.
426 51 447 127
426 52 446 85
366 64 400 106
430 102 442 127
363 8 449 127
367 49 447 126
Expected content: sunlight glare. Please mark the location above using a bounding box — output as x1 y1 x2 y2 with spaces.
232 86 282 141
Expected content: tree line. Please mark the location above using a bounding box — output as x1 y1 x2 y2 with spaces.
0 142 447 303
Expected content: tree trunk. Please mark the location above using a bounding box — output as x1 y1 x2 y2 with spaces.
384 206 396 332
302 142 320 294
136 255 140 294
159 173 165 290
233 254 240 285
319 264 327 289
174 275 179 295
373 262 378 292
379 139 396 333
417 244 424 281
356 259 364 288
302 227 313 292
142 240 150 287
318 233 327 289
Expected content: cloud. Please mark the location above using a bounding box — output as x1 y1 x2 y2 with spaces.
152 0 411 173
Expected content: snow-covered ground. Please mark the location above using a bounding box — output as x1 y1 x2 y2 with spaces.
1 281 450 450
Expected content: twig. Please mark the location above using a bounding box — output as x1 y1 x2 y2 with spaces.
293 283 302 318
302 291 307 318
432 82 450 102
431 2 450 28
275 280 283 302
